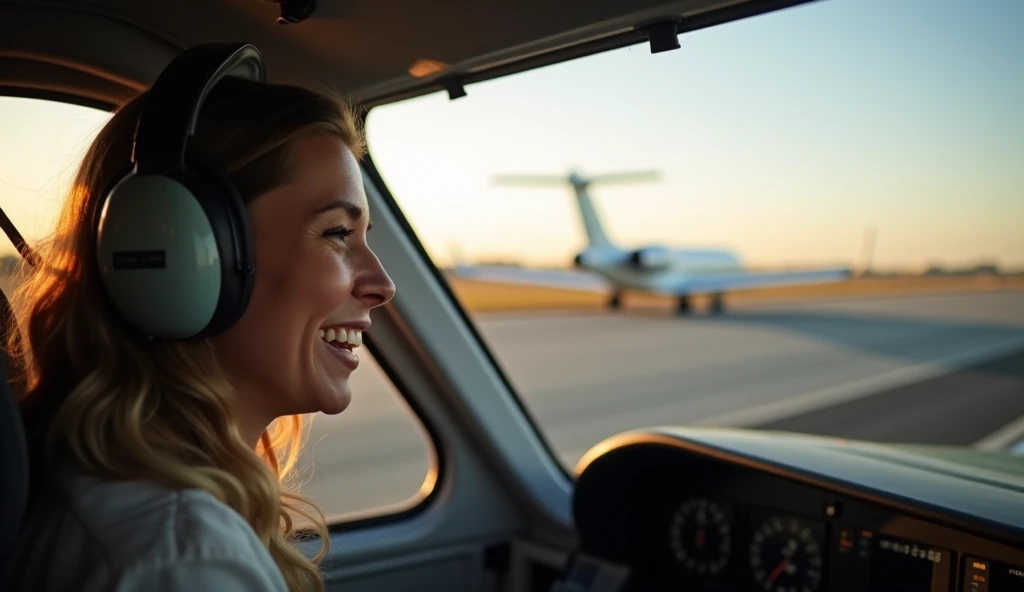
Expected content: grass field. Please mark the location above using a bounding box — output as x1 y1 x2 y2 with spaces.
2 273 1021 314
444 273 1024 312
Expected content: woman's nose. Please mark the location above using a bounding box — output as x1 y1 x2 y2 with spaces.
354 254 396 308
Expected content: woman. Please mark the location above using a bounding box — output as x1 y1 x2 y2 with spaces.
2 74 395 591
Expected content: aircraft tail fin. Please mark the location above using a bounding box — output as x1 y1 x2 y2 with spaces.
492 170 660 248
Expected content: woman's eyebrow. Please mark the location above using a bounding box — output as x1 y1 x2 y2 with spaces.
310 199 363 221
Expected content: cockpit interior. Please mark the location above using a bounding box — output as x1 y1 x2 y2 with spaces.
1 1 1022 591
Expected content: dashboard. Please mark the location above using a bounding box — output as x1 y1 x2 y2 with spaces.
570 427 1024 592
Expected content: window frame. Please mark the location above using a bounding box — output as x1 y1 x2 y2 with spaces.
346 138 575 528
355 0 814 108
358 132 572 484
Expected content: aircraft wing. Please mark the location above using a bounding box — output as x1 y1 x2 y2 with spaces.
667 267 852 295
447 264 609 292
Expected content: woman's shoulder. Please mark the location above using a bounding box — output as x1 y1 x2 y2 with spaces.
64 469 266 563
4 468 289 591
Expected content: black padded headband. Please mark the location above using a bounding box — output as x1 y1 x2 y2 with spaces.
132 43 266 175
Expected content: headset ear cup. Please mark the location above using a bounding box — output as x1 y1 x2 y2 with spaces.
183 152 256 336
95 161 255 340
96 172 224 339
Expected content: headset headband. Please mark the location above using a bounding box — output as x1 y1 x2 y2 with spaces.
133 43 266 175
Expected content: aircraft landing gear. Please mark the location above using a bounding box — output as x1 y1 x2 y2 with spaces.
608 291 622 311
676 295 692 316
710 293 726 315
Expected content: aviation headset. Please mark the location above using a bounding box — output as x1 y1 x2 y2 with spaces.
95 43 264 340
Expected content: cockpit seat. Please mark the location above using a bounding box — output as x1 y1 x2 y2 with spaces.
0 288 28 565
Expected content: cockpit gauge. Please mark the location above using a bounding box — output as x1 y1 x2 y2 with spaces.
668 498 732 577
748 515 824 592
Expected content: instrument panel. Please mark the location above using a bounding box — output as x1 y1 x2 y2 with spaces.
571 428 1024 592
656 494 957 592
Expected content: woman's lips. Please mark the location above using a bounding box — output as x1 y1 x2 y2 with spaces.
321 338 359 370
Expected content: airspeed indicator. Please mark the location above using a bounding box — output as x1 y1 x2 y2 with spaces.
748 515 823 592
668 498 732 577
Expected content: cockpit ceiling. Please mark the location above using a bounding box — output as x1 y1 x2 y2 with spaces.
0 0 815 107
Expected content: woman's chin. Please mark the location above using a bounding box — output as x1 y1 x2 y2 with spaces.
315 386 352 415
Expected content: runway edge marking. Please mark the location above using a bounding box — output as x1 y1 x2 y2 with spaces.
974 414 1024 452
691 336 1024 430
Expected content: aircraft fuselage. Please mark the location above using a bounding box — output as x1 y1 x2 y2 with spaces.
574 244 743 294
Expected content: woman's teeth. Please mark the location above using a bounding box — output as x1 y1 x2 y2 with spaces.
318 327 363 347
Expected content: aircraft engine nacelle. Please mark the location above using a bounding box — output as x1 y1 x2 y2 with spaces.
573 250 620 268
628 246 673 270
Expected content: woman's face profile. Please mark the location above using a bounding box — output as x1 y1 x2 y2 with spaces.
211 132 395 436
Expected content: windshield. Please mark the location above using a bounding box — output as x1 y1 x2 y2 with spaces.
366 0 1024 469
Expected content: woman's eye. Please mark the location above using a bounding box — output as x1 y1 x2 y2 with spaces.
324 226 354 243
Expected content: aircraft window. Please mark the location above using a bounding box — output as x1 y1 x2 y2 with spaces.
0 96 435 522
365 0 1024 472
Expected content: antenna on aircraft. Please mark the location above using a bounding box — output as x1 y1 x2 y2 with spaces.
447 241 466 268
859 225 877 277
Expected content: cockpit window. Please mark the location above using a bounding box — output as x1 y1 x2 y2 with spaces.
365 0 1024 470
0 97 110 255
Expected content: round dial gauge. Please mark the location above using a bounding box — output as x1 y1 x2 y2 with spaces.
748 515 823 592
668 498 731 576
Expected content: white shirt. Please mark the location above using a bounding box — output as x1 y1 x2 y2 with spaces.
1 468 289 591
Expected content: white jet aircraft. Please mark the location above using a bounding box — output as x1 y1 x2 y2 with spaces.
452 170 852 314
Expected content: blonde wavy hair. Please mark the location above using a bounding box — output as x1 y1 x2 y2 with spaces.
9 76 366 592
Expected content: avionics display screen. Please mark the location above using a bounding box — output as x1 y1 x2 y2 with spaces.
869 535 953 592
963 556 1024 591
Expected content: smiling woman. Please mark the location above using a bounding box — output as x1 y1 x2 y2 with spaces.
0 91 436 532
3 69 397 590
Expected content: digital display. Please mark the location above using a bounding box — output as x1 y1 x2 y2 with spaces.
869 535 953 592
962 556 1024 591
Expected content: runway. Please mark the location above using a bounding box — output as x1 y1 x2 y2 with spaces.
298 289 1024 520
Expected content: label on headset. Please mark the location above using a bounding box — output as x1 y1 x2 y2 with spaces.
113 250 167 269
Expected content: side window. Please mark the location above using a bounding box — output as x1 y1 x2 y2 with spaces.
0 96 434 521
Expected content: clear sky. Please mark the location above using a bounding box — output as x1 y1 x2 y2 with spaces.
1 0 1022 272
